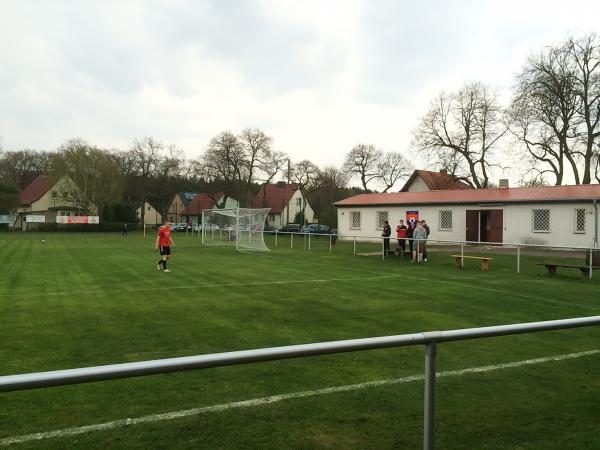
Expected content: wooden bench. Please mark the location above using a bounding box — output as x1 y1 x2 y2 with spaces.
537 263 600 279
451 255 492 271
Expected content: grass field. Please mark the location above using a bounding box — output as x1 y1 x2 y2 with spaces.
0 232 598 449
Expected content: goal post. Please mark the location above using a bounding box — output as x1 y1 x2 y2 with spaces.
201 208 271 251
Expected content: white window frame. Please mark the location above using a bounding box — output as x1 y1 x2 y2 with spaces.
438 210 453 231
375 210 389 230
532 208 551 233
574 208 586 234
350 211 361 230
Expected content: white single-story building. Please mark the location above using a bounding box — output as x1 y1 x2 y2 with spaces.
335 184 600 248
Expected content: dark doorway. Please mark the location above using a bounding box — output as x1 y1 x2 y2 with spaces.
465 209 503 243
466 210 479 242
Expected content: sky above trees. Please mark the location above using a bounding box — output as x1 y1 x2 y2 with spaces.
1 0 600 184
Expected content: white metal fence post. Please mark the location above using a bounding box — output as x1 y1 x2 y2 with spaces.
290 233 293 249
275 231 278 247
353 236 357 255
424 341 437 450
329 234 332 252
517 245 521 274
589 248 593 279
308 233 311 252
460 244 464 268
382 238 385 260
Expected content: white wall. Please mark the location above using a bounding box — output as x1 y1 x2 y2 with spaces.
405 176 430 192
284 190 314 224
337 202 598 248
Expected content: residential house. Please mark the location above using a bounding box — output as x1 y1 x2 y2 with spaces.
14 175 89 230
252 182 315 228
180 193 239 223
137 201 162 227
167 192 198 223
401 169 472 192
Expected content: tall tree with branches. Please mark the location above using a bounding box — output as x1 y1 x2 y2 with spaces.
342 144 381 191
414 82 507 188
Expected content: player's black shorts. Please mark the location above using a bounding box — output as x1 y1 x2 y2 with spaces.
159 246 171 256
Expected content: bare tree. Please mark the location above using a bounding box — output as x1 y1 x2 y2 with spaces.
239 128 273 205
566 34 600 184
130 137 163 224
342 144 381 191
53 139 123 214
414 82 507 188
201 131 247 207
376 152 413 192
0 149 53 188
510 45 580 184
292 159 320 225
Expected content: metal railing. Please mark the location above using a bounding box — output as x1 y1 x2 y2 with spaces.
1 316 599 449
259 231 600 279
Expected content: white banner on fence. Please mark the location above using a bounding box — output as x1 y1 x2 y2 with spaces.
0 215 16 224
25 215 46 223
55 216 100 224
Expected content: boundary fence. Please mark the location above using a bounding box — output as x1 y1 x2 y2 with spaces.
1 316 599 449
197 228 600 278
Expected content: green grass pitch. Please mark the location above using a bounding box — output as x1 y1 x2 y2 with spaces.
0 232 598 449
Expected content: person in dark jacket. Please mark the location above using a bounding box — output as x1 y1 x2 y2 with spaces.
382 220 392 256
407 220 415 255
422 219 431 261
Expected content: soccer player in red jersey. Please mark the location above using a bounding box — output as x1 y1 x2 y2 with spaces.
155 218 175 272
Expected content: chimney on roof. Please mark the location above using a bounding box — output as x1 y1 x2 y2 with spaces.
439 169 447 175
499 179 509 188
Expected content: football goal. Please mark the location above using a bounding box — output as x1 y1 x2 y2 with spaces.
201 208 271 252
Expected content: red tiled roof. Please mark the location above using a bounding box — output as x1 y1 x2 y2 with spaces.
181 193 223 215
252 183 298 213
401 170 472 192
335 184 600 207
18 175 52 205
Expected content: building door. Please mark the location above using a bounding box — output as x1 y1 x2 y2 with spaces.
487 209 503 243
466 210 479 241
465 209 503 243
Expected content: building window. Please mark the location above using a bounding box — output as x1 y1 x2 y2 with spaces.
532 209 550 232
439 210 453 231
376 211 389 230
296 198 302 208
147 206 151 211
574 208 586 233
350 211 361 230
52 191 58 199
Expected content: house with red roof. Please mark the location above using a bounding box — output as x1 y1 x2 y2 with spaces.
400 169 472 192
14 175 92 230
252 182 314 228
180 193 239 222
335 182 600 248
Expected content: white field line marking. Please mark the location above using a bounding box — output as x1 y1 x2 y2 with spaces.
0 275 402 298
1 349 597 447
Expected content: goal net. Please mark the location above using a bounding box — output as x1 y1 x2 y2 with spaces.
201 208 270 252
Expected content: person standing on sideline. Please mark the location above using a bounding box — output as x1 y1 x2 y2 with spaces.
407 220 415 256
422 219 431 261
155 218 175 273
396 219 407 256
412 221 427 263
122 223 128 236
382 220 392 256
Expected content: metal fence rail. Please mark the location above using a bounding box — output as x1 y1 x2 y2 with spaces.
1 316 599 449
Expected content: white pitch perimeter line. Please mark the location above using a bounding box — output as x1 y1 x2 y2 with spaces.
0 275 402 298
1 349 597 447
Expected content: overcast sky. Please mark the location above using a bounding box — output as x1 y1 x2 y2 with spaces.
1 0 599 183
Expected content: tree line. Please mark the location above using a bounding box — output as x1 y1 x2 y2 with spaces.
415 33 600 188
1 32 599 224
